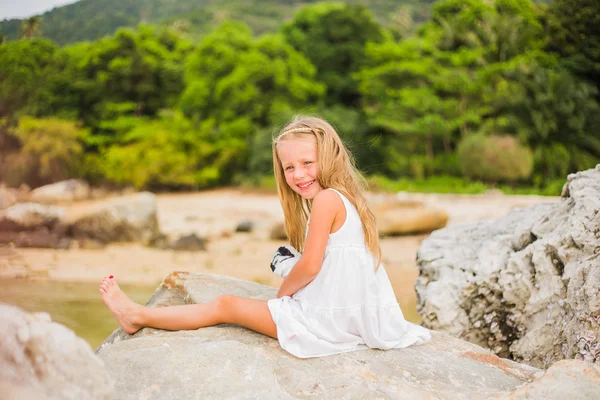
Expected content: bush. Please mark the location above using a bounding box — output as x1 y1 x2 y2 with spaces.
5 117 89 187
457 134 533 183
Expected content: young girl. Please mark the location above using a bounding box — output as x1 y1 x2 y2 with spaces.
99 116 430 358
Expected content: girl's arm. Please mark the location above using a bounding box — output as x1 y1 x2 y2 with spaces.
276 190 343 298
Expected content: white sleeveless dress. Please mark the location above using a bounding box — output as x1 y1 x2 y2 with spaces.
267 188 431 358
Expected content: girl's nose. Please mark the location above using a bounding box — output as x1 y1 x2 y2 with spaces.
294 168 305 180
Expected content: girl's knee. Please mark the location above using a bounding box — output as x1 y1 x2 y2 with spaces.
214 294 237 320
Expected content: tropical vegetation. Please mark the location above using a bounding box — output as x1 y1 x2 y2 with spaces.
0 0 598 195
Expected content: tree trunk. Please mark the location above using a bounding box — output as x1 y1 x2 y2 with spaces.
426 135 434 160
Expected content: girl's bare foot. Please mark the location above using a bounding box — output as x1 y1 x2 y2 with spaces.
99 276 144 335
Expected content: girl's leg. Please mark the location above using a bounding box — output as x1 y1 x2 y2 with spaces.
99 276 277 338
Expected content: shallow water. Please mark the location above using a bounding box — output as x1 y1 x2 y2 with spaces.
0 279 156 350
0 278 420 350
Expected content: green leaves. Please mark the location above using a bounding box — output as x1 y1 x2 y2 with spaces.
457 134 534 182
1 0 598 192
282 3 385 106
5 117 89 187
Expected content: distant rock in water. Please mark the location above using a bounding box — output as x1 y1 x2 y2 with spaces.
416 165 600 369
0 304 113 399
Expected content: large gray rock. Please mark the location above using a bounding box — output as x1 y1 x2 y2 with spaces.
416 166 600 368
2 202 64 230
95 272 559 399
30 179 91 204
0 304 113 399
0 203 70 248
70 192 160 244
498 360 600 399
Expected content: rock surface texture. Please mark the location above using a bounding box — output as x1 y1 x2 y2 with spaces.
416 166 600 369
97 272 597 399
0 304 113 399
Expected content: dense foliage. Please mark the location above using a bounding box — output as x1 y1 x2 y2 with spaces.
0 0 598 194
0 0 434 45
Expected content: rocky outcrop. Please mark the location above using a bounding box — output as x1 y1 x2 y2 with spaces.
29 179 91 204
416 166 600 368
95 272 551 400
70 192 160 244
0 305 113 399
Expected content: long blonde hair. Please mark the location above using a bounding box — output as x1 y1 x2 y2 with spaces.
272 116 383 269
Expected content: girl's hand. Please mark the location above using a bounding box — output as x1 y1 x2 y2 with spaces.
276 190 344 298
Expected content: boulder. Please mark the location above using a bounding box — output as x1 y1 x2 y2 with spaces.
96 272 557 400
0 304 113 399
30 179 91 204
415 166 600 368
170 233 207 251
235 219 254 233
0 186 17 209
375 202 449 235
0 203 71 249
1 202 64 231
498 360 600 399
69 192 160 244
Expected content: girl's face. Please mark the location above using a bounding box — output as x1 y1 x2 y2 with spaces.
277 137 323 200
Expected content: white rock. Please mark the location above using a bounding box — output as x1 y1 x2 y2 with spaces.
416 166 600 368
30 179 90 203
0 304 113 399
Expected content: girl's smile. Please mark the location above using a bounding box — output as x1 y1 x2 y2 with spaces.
277 138 323 200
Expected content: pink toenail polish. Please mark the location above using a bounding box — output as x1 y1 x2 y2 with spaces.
109 275 113 279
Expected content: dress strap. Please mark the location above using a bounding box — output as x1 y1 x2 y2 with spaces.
326 188 349 207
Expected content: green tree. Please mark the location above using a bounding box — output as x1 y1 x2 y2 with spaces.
491 59 600 181
72 24 193 135
0 38 57 119
0 38 59 181
282 3 385 107
5 117 89 187
545 0 600 97
101 112 221 189
180 22 324 180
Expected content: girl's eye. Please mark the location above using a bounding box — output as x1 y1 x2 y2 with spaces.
304 161 312 165
285 166 293 171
